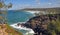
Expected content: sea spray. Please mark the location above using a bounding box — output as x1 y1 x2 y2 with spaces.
10 23 34 35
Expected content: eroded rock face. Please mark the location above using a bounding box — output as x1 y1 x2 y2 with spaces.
24 14 60 35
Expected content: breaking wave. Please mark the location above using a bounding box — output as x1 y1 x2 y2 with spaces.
10 22 34 35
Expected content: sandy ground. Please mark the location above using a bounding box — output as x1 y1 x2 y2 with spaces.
0 24 8 35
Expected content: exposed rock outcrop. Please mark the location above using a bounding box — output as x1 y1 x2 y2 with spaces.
24 14 60 35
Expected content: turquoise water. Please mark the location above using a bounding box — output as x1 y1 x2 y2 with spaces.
7 10 34 25
6 10 34 35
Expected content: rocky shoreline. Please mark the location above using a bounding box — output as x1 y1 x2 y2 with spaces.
23 14 60 35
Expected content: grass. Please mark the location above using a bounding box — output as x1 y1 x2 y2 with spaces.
0 23 23 35
48 19 60 35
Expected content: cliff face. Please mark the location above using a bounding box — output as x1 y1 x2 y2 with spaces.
0 24 22 35
24 14 60 35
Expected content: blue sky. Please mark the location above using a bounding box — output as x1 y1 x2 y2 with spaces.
4 0 60 10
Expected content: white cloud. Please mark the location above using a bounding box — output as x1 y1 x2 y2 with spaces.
48 3 52 5
9 1 60 10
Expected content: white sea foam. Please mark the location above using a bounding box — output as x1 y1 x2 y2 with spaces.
25 10 40 14
10 23 34 35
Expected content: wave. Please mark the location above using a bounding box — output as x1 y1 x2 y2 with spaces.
10 23 34 35
25 10 40 14
10 19 29 25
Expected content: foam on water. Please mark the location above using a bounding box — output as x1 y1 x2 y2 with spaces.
10 22 34 35
25 11 40 14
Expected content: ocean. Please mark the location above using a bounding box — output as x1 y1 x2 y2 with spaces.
7 10 35 35
7 10 34 25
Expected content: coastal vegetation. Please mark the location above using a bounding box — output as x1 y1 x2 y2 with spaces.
0 0 22 35
0 24 22 35
0 0 60 35
24 14 60 35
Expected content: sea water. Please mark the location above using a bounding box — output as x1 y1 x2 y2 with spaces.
7 10 34 24
7 10 35 35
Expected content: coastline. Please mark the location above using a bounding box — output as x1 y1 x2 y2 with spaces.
25 10 40 14
10 23 34 35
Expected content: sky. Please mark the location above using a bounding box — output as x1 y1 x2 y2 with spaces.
3 0 60 10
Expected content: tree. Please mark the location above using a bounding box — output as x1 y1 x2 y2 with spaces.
0 2 3 8
0 0 12 24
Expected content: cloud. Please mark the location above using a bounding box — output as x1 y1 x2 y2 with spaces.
8 0 60 10
9 4 31 10
9 3 60 10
